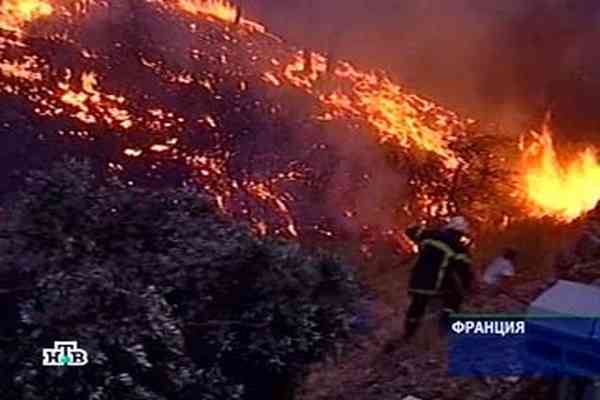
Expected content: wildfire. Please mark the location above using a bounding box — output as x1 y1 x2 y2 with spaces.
4 0 596 266
176 0 266 33
58 71 134 128
0 0 53 34
268 52 465 170
520 122 600 222
282 51 328 92
0 0 483 252
326 62 464 169
189 154 303 238
178 0 237 23
0 56 42 80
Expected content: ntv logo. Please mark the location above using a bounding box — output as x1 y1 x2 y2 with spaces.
42 341 89 366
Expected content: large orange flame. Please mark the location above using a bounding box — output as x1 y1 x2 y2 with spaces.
521 122 600 222
176 0 266 33
0 0 53 34
178 0 237 23
326 62 464 169
4 0 593 249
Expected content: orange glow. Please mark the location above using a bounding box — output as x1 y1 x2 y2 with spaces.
239 18 266 34
0 0 53 34
124 148 143 157
245 178 299 238
176 0 265 32
5 0 594 256
0 56 42 80
283 51 327 92
328 62 463 169
262 71 281 86
269 52 465 170
58 71 133 128
521 122 600 222
178 0 237 23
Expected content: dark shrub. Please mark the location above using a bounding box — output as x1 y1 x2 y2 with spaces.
0 159 359 399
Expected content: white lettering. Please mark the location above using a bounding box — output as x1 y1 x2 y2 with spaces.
450 319 527 335
465 321 475 334
474 321 485 334
451 321 465 334
483 321 495 334
42 341 88 366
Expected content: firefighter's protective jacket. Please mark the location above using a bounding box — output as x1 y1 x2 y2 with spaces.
406 225 473 295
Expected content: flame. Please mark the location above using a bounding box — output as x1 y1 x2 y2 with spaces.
327 62 464 169
282 51 328 92
269 52 465 170
0 0 53 34
176 0 265 32
58 71 134 128
178 0 237 23
189 154 302 238
0 0 559 256
521 123 600 221
0 56 42 80
124 148 143 157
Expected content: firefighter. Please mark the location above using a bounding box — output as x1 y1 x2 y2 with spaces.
402 216 474 342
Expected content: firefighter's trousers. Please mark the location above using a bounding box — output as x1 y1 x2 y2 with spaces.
404 291 463 340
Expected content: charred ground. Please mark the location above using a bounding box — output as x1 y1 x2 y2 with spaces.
0 0 524 271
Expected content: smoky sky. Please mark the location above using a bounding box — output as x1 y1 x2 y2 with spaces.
246 0 600 140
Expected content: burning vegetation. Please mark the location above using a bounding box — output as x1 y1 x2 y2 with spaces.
178 0 237 22
0 0 53 33
1 0 600 261
520 117 600 222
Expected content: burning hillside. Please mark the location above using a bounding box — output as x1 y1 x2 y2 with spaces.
519 115 600 222
1 0 600 260
0 0 53 33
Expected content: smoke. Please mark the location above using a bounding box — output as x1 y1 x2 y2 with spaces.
77 0 600 141
51 0 412 244
249 0 600 137
317 122 410 239
11 0 600 256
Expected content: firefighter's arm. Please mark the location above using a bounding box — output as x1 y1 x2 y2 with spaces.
405 225 426 242
454 253 474 292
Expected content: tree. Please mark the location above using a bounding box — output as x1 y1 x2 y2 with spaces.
0 159 360 399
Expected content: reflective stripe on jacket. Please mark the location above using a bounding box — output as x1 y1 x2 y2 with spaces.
406 227 472 295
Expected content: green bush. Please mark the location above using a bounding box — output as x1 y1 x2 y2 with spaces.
0 159 360 399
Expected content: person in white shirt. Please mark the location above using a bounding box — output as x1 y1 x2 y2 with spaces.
482 248 517 288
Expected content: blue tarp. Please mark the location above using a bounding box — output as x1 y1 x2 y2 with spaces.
448 316 600 377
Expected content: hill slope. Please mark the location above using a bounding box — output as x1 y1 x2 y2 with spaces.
0 0 513 263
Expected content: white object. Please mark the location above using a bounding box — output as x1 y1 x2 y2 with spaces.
528 280 600 317
482 256 515 286
42 341 89 366
445 216 470 234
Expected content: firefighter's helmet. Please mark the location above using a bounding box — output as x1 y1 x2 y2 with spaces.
445 216 470 234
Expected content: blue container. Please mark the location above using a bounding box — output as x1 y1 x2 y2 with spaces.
525 280 600 377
